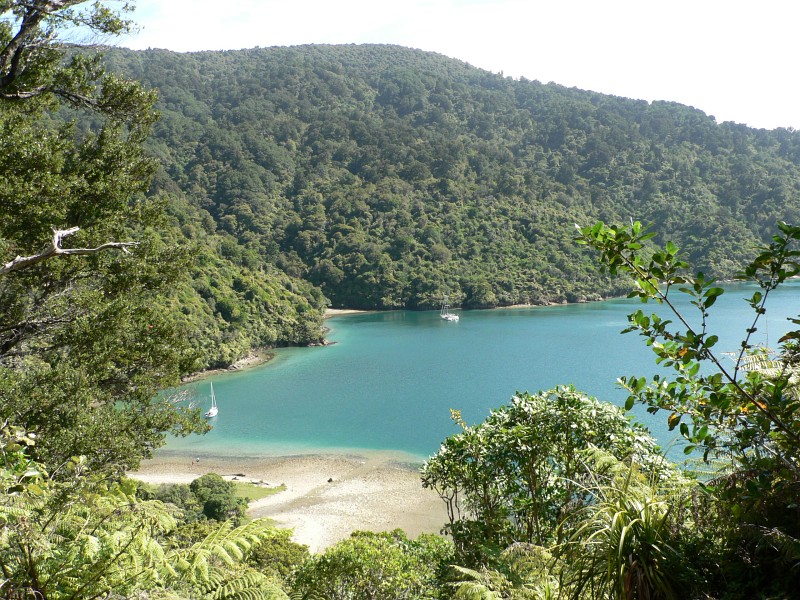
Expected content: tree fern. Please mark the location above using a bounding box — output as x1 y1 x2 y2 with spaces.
1 425 289 599
164 519 288 598
450 544 558 599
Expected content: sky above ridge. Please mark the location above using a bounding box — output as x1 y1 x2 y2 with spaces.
120 0 800 131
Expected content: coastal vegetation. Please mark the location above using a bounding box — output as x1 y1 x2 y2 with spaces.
104 44 800 322
2 1 800 598
421 387 674 565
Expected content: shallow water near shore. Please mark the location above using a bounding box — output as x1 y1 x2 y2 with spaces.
166 282 799 461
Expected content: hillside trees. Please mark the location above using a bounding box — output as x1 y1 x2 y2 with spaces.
0 0 207 472
103 44 800 312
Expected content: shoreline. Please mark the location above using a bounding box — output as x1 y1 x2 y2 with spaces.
184 301 606 383
131 451 448 553
324 307 370 318
181 348 275 383
182 308 366 383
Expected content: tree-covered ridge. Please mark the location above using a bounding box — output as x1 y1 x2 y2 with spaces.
157 191 326 368
5 7 800 593
105 43 800 310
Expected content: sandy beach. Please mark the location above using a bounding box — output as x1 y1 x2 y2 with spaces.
140 308 448 553
131 452 449 553
324 308 369 317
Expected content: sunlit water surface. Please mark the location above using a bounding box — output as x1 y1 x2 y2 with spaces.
164 282 799 462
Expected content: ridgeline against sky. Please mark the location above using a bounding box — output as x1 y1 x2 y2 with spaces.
107 43 800 321
124 0 800 131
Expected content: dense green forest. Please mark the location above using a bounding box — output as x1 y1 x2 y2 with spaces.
103 43 800 321
4 3 800 598
8 41 800 370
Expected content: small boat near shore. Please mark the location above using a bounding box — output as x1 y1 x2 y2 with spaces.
205 382 218 418
440 297 460 322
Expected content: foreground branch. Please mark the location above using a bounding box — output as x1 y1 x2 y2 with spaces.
0 227 137 276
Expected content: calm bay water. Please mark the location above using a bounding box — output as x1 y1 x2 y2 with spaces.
166 282 799 461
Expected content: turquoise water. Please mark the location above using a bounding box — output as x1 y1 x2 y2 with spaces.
167 282 799 461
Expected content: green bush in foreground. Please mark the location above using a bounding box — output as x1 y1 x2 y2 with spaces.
0 423 287 599
291 530 454 599
422 386 673 565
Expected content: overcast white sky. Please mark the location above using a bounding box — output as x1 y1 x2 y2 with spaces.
119 0 800 131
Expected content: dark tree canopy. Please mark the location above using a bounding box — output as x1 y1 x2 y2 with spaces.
103 44 800 313
0 0 207 473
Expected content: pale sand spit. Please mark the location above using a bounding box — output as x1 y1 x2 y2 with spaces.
324 308 369 317
130 452 449 553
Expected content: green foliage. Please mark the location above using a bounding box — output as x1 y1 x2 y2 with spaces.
0 421 42 493
578 220 800 597
421 386 671 565
190 473 248 523
558 451 700 600
151 481 206 522
0 0 210 474
103 44 800 313
291 529 454 600
247 528 310 586
442 453 707 600
167 223 326 369
147 473 252 525
0 425 288 599
169 519 226 548
1 476 174 599
450 544 558 599
167 519 290 599
0 1 137 106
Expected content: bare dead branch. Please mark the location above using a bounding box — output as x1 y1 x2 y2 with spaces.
0 226 137 276
0 85 48 99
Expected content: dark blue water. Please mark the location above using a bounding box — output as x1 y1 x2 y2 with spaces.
167 282 799 461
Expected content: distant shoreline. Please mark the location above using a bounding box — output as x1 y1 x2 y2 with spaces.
183 302 600 383
324 307 371 317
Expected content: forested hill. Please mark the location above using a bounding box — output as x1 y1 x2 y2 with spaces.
106 43 800 312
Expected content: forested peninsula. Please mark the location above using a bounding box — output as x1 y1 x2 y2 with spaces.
97 43 800 368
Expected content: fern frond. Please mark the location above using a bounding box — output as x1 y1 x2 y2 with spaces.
166 519 278 589
211 569 289 600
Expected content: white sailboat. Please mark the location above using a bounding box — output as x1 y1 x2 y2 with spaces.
440 297 460 321
204 382 218 418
